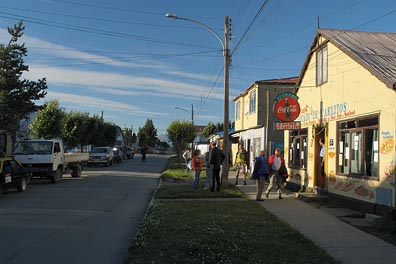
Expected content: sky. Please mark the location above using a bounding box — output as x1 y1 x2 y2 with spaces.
1 0 396 136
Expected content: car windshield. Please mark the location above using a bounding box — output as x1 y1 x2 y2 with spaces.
14 141 53 155
92 148 108 153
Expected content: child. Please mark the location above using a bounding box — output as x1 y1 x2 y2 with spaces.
191 149 203 190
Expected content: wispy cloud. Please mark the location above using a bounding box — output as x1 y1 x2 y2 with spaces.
25 64 225 100
46 91 169 116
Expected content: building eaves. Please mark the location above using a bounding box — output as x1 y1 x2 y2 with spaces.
296 28 396 91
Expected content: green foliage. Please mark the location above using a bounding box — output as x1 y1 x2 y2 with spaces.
63 111 90 149
138 118 158 148
128 200 339 264
29 101 118 147
29 100 65 139
166 120 195 167
0 21 47 137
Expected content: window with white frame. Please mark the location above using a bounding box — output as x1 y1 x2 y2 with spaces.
337 115 379 179
235 100 241 121
288 129 308 169
316 45 328 85
249 89 256 114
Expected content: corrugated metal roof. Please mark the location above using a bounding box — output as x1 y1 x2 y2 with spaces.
301 29 396 89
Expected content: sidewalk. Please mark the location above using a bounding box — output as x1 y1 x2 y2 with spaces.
229 172 396 264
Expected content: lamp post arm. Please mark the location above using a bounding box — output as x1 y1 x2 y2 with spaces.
165 13 225 52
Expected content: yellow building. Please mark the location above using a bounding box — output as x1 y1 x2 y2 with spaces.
232 78 297 170
286 29 396 213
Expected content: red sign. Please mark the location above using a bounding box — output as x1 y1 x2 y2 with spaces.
275 122 301 130
273 93 300 122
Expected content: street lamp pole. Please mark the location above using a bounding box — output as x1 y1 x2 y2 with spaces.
166 13 231 183
174 105 194 126
175 105 195 149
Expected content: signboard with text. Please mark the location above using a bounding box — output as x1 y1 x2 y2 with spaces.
275 121 301 130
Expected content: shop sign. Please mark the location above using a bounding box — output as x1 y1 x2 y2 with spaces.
274 92 300 122
275 121 301 130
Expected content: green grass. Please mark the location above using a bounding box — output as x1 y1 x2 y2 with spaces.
127 200 339 264
126 156 339 263
156 183 245 199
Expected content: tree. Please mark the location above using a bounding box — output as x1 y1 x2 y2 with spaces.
138 119 158 148
29 100 65 139
167 120 195 168
63 111 90 151
202 122 216 138
0 21 47 138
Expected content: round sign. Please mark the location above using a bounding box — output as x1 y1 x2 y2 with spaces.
274 96 300 122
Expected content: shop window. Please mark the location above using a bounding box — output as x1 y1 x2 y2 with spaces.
316 45 328 85
288 129 308 169
249 89 256 114
235 101 241 121
337 115 379 179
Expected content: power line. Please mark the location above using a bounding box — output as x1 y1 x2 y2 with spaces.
0 12 215 49
231 0 271 55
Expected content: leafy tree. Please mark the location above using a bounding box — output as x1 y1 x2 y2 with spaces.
63 111 90 151
167 120 195 168
29 100 65 139
202 122 216 138
138 119 158 148
0 21 47 138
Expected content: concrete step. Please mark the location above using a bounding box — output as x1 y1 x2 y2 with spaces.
296 192 330 203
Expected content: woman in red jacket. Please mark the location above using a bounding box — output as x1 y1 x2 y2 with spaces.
265 148 285 199
191 149 203 190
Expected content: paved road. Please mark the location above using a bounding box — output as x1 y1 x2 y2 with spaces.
0 154 168 264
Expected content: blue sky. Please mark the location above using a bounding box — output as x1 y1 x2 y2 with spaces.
1 0 396 136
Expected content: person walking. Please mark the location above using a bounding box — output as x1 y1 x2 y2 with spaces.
234 144 248 185
209 141 225 192
191 149 203 190
252 150 270 201
264 148 285 199
182 148 192 172
140 146 148 162
204 146 212 190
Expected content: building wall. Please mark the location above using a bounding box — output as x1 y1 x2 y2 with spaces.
286 37 396 207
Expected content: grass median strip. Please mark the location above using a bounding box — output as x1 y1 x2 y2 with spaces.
127 197 338 263
127 156 339 263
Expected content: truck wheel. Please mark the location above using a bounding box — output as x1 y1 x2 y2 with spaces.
51 168 62 184
17 177 27 192
105 160 110 167
71 164 82 177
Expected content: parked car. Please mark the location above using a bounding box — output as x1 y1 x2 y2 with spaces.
112 147 123 163
124 146 135 159
88 147 114 167
0 156 31 193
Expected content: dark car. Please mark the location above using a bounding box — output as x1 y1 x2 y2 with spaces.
0 156 31 194
113 147 123 163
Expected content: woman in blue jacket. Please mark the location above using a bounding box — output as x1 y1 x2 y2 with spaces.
252 150 270 201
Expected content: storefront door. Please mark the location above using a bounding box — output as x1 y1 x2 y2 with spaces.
315 128 326 188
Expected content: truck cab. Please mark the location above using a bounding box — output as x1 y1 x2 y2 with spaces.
14 139 88 183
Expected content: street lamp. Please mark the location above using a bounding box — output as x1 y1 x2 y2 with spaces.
175 104 195 151
174 105 194 126
166 13 231 183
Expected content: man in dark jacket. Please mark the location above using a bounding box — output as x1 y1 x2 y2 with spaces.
209 141 225 192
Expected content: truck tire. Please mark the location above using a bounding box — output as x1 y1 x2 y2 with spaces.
51 168 62 183
17 177 27 192
71 164 82 177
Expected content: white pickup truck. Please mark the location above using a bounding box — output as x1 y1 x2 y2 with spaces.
14 139 89 183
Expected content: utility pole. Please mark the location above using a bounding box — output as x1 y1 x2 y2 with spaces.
221 16 231 184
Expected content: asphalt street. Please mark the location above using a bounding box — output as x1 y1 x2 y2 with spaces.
0 154 168 264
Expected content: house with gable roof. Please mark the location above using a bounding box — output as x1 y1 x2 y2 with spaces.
286 28 396 214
